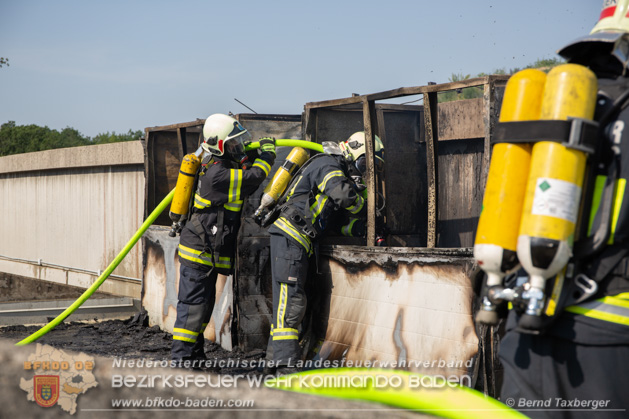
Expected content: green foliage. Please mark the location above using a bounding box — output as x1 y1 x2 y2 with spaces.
438 73 484 103
0 57 8 68
0 121 141 157
438 57 565 103
528 57 564 69
91 129 143 145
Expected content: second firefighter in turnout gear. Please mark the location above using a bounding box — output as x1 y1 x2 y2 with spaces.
266 132 384 369
498 2 629 417
172 113 276 361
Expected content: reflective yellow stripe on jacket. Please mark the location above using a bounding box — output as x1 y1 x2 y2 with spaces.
193 194 212 210
342 218 358 236
224 200 243 212
309 194 329 222
345 195 365 215
229 169 242 203
565 293 629 327
252 158 271 176
318 170 344 192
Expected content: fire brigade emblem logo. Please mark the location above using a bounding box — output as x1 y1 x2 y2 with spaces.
21 344 98 414
34 375 60 407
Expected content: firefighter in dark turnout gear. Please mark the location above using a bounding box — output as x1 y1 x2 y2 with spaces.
499 3 629 417
266 133 384 370
172 113 276 361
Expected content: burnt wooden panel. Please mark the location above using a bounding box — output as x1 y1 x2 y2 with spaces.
363 99 377 246
146 130 182 226
438 98 484 141
235 114 303 143
380 109 426 247
145 127 202 225
306 105 428 247
436 138 485 248
307 107 365 143
424 92 439 248
234 114 303 216
231 116 304 350
482 80 507 189
304 76 509 108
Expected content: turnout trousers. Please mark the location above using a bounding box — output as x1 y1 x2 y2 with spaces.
499 325 629 419
268 232 310 366
171 264 217 360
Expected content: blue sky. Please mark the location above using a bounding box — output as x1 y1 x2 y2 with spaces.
0 1 601 138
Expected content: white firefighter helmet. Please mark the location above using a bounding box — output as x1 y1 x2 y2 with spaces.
339 131 385 173
558 0 629 70
591 0 629 35
201 113 252 159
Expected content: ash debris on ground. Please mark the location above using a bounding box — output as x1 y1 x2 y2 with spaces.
0 310 266 375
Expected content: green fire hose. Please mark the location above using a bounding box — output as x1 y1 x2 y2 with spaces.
15 139 322 346
257 139 324 153
265 368 527 419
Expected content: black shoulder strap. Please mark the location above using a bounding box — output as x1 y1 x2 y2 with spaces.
574 155 619 259
276 153 328 208
584 245 629 281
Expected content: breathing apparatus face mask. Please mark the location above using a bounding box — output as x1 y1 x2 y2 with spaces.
354 155 384 175
348 158 366 191
225 131 252 168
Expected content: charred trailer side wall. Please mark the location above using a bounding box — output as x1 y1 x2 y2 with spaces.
307 247 480 379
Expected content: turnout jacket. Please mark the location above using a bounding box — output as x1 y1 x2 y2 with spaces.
268 154 365 253
588 77 629 248
178 152 274 274
554 76 629 335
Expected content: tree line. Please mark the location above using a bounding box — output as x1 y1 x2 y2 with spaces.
0 121 142 157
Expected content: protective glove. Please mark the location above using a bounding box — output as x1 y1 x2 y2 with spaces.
259 137 276 156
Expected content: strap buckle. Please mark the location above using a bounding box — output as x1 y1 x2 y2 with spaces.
571 274 599 305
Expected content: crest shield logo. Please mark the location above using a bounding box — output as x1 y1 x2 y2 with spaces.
34 375 59 407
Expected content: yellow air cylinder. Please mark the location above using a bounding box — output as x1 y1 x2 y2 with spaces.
516 64 598 323
255 147 309 217
169 152 201 223
474 69 546 325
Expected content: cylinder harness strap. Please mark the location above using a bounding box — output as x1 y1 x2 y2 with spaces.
493 118 599 154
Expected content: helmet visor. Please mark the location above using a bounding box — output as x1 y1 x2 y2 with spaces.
224 130 251 159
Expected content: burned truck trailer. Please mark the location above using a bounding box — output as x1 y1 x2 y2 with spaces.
142 76 509 394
